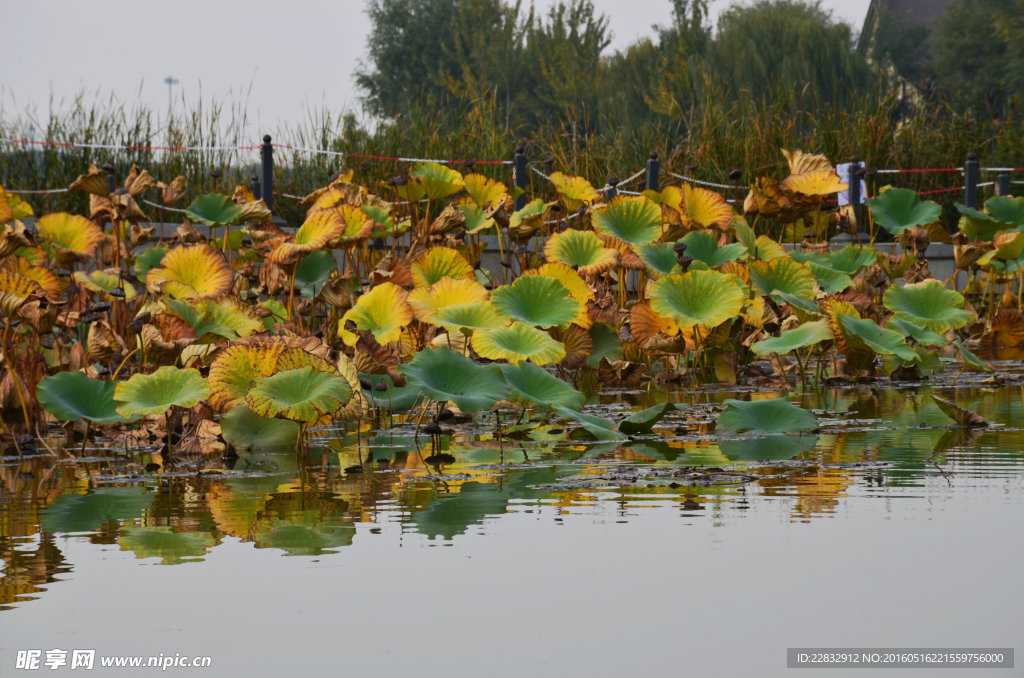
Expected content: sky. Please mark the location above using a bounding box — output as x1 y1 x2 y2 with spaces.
2 0 873 137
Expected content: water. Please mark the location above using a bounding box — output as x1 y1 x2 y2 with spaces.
2 378 1023 677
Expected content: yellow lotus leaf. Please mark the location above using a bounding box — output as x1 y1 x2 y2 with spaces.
681 183 733 230
146 244 234 299
411 162 465 201
339 282 413 346
463 174 509 210
36 212 105 255
591 195 663 244
0 269 41 318
410 247 473 288
782 149 833 176
782 170 847 197
332 204 376 246
208 343 284 412
267 210 345 264
522 262 594 328
0 190 12 224
743 177 793 217
72 269 138 301
233 184 256 203
0 188 33 222
549 172 600 212
472 321 566 365
508 199 550 241
334 352 368 421
642 186 684 224
14 259 60 296
543 228 618 275
630 299 680 346
68 165 111 196
407 276 489 321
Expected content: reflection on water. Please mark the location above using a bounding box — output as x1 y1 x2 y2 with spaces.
2 381 1024 611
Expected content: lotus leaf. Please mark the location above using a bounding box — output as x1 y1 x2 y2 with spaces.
473 322 566 365
246 366 352 424
591 195 663 244
114 366 210 419
16 260 60 296
618 401 683 435
868 187 942 235
499 361 584 409
463 174 508 209
680 183 733 229
118 526 216 565
208 344 283 411
749 257 816 299
184 193 241 226
718 433 818 461
838 314 918 361
650 270 745 330
782 170 846 197
882 281 973 333
885 317 946 346
806 261 853 293
36 372 126 424
680 230 748 267
410 162 465 201
553 405 624 441
431 301 509 333
635 242 681 278
548 172 600 212
36 212 105 255
0 269 41 318
508 199 549 239
490 275 580 330
72 269 138 301
827 244 877 274
976 231 1024 274
134 246 167 280
459 204 496 235
521 262 594 327
751 319 832 356
956 341 992 372
41 487 153 535
586 323 623 368
339 282 413 346
543 228 618 275
164 297 263 342
717 397 818 435
398 346 507 413
407 276 489 321
984 196 1024 226
146 244 234 299
411 247 473 288
294 250 338 291
360 373 423 413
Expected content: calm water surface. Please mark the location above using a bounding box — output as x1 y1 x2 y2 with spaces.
2 377 1022 677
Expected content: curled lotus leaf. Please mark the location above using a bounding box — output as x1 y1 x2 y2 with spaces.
681 184 733 229
333 204 377 246
397 346 508 413
983 196 1024 227
635 242 681 279
68 165 111 196
184 193 242 226
782 149 833 176
164 297 263 342
591 195 663 244
36 372 126 424
548 172 600 212
246 366 353 425
208 344 284 412
432 301 509 334
499 361 584 409
463 174 508 210
886 317 946 346
146 244 234 299
749 257 816 299
339 282 413 346
407 276 489 321
680 230 748 268
543 228 618 275
114 366 210 420
782 170 847 197
268 210 345 264
717 396 818 435
838 314 918 361
36 212 105 255
882 280 973 333
460 204 497 235
806 261 853 294
15 261 60 296
0 268 41 318
0 188 34 222
411 247 473 288
976 231 1024 274
868 187 942 235
410 162 465 201
473 322 566 365
508 199 550 240
751 319 833 356
629 300 681 348
490 275 580 330
72 269 137 301
650 270 745 331
827 244 877 274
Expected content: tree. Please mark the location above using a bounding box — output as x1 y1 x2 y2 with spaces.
870 10 933 87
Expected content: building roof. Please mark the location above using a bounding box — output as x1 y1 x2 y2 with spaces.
858 0 951 53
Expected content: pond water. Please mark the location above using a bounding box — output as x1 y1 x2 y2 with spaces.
2 370 1022 677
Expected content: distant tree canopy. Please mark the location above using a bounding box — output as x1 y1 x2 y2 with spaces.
355 0 1021 138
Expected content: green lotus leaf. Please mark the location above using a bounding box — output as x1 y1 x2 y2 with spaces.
882 281 973 333
749 257 816 299
134 246 168 280
410 161 465 201
771 291 822 317
398 347 507 413
635 242 681 278
806 261 853 293
838 314 918 361
827 244 877 275
868 187 942 235
184 193 241 226
36 372 127 424
360 373 423 413
40 487 153 534
499 361 584 410
718 433 818 461
650 270 745 330
751 319 833 356
717 397 818 435
490 275 579 329
553 405 625 441
118 526 216 565
460 204 495 235
508 199 549 239
591 195 663 244
246 366 353 425
114 366 210 419
788 250 830 267
294 250 338 291
72 269 138 301
586 322 623 368
220 405 300 451
977 232 1024 274
431 301 508 334
164 297 264 343
618 401 683 435
955 340 992 372
543 228 618 275
473 322 565 365
679 231 747 268
258 299 288 331
886 317 946 346
984 195 1024 227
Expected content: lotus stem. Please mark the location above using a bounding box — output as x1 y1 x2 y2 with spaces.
412 397 433 445
2 323 32 432
80 420 90 456
286 270 298 321
112 346 141 380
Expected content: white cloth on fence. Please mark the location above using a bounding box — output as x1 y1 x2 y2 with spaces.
836 162 867 206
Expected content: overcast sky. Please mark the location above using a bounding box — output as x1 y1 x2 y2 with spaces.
3 0 872 137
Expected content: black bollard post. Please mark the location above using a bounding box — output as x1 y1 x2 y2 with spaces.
997 172 1010 197
514 144 527 211
964 152 978 209
646 152 659 192
261 135 274 213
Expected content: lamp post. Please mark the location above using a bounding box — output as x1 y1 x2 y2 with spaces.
163 76 179 121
